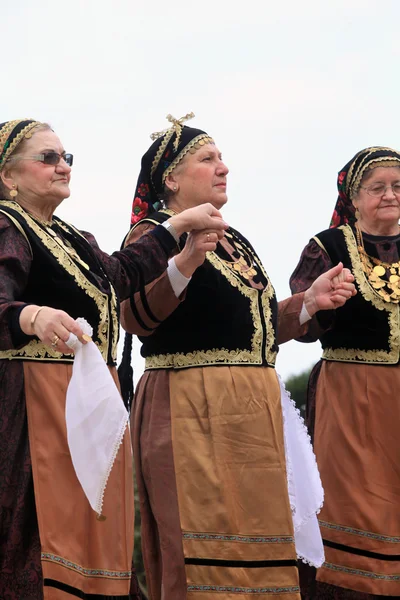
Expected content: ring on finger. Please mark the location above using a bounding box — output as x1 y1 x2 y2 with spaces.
51 334 60 347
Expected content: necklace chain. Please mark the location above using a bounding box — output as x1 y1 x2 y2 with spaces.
356 224 400 303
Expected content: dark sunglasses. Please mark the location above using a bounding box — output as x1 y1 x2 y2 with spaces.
8 151 73 167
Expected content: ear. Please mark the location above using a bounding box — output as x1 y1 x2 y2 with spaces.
351 193 359 210
164 172 179 193
0 166 14 192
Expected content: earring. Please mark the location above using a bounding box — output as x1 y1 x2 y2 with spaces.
173 186 177 192
355 208 360 220
9 184 18 198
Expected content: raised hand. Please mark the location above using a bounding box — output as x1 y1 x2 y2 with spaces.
174 229 220 277
304 262 356 315
168 203 228 237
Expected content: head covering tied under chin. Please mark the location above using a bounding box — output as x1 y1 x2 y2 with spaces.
330 146 400 228
0 119 43 170
130 112 214 225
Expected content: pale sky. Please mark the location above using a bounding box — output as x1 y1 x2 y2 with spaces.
3 0 400 380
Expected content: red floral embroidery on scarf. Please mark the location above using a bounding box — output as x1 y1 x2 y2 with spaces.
131 197 148 224
329 209 341 228
137 183 149 197
338 171 346 185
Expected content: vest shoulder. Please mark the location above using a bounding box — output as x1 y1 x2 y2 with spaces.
313 226 348 243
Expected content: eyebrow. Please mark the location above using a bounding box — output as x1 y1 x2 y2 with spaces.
369 179 400 184
201 149 222 159
39 148 65 153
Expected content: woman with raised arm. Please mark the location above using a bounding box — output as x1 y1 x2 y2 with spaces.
0 118 226 600
120 114 356 600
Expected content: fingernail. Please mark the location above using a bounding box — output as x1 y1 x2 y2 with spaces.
82 334 92 343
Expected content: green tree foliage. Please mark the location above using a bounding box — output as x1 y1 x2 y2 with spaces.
284 367 312 418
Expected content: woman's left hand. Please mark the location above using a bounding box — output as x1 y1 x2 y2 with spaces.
304 262 356 316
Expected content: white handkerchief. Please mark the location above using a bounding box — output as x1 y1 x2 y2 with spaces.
65 318 129 517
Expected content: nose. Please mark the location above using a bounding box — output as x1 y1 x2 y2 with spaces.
56 157 72 174
217 160 229 176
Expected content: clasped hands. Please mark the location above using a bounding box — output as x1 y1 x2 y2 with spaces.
168 203 227 278
304 262 357 317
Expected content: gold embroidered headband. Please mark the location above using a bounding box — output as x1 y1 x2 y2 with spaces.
0 119 43 169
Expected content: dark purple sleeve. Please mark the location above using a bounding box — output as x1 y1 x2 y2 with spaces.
82 225 176 301
289 238 335 342
0 215 33 349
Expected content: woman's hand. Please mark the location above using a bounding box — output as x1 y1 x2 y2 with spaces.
304 262 356 316
174 230 219 277
20 305 87 354
168 203 228 237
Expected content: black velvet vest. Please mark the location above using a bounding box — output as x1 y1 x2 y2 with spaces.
315 224 400 364
130 211 278 370
0 201 119 365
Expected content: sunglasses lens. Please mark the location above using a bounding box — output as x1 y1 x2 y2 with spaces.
65 154 73 166
43 152 60 165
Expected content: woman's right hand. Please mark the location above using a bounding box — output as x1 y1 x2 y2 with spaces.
19 305 87 354
168 203 228 237
174 230 220 277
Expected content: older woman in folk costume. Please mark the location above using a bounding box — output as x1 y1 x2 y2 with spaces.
119 114 356 600
0 119 226 600
290 147 400 599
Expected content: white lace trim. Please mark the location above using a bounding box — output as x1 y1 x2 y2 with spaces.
94 412 129 516
278 374 325 567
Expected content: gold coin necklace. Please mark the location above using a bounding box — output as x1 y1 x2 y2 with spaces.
356 224 400 303
223 231 258 281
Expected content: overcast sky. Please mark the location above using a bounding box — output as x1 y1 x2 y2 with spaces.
3 0 400 380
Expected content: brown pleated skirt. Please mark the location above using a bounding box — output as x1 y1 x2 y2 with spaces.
313 361 400 597
24 362 136 599
134 366 301 600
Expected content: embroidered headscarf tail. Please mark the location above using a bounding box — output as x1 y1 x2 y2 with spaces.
330 146 400 228
0 119 43 170
130 112 214 225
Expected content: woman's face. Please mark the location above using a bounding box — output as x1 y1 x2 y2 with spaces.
170 143 229 210
353 166 400 228
6 129 71 205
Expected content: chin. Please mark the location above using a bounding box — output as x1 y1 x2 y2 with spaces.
212 195 228 210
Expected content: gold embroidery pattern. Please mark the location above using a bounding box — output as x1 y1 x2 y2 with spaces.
57 218 119 361
322 225 400 364
162 135 214 184
323 562 400 582
41 552 131 579
347 149 400 197
319 519 400 543
150 129 175 177
0 338 71 362
312 236 328 255
0 201 115 363
0 120 42 168
145 246 276 370
0 209 33 256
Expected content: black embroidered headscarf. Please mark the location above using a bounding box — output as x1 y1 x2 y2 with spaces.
330 146 400 228
130 112 214 224
0 119 43 170
119 113 215 410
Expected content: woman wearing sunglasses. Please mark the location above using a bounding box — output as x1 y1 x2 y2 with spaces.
0 119 227 600
290 147 400 599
